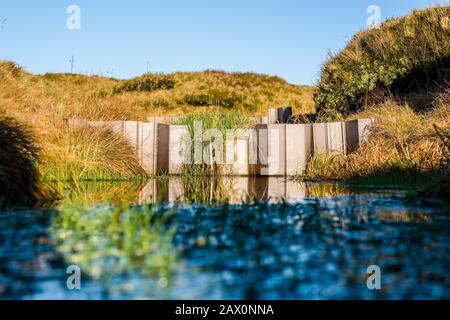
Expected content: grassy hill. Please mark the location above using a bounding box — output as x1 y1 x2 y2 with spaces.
0 61 314 122
315 5 450 115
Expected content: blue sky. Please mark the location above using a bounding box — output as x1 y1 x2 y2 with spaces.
0 0 447 84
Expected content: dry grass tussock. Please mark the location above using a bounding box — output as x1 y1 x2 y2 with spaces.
38 123 147 183
0 114 54 207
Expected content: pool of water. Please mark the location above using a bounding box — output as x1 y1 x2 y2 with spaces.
0 178 449 299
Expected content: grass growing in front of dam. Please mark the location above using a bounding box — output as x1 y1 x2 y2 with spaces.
173 110 253 177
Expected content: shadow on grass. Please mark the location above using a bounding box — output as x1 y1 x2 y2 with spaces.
0 116 52 208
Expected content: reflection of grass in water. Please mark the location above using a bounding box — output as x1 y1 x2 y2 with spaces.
305 182 350 198
180 173 229 204
50 180 146 206
51 202 177 290
46 192 449 299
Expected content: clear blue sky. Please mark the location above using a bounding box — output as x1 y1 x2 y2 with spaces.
0 0 447 84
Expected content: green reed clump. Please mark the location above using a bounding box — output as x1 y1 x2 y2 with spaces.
173 111 251 176
173 110 251 139
179 173 230 204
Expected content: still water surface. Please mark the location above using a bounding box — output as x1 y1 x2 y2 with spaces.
0 177 449 299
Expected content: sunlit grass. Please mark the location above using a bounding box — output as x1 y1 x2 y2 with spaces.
38 124 147 183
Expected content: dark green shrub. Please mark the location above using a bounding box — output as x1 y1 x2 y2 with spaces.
183 89 242 108
113 74 175 94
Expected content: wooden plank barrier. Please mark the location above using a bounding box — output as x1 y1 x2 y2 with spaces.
64 113 375 177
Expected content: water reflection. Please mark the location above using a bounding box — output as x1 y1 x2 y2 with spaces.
136 177 353 205
53 177 354 206
0 178 449 300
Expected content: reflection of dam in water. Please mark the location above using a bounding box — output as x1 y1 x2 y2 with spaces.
136 177 348 204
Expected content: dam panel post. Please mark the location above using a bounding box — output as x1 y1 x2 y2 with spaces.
277 107 292 123
286 123 313 175
168 125 191 175
139 121 157 175
327 121 346 155
122 121 140 156
264 124 286 176
268 108 279 124
313 122 328 154
248 124 268 176
344 119 359 154
225 129 249 176
157 123 170 174
232 138 249 176
345 118 374 154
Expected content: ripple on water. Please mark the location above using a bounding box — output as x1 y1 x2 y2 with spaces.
0 184 449 299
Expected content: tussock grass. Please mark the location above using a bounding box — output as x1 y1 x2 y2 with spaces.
315 6 450 115
1 60 147 185
416 121 450 203
39 124 147 183
0 115 53 207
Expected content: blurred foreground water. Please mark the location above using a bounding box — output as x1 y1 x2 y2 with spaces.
0 177 449 299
